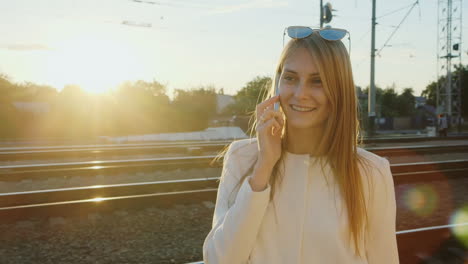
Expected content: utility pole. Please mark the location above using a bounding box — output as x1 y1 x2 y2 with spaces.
368 0 377 137
437 0 463 133
320 1 333 28
320 0 324 28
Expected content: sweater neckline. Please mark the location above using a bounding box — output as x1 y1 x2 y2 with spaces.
284 150 319 159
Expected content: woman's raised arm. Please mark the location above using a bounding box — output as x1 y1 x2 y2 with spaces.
203 140 272 264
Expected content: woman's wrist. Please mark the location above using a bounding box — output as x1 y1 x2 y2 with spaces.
249 176 269 192
249 161 273 192
256 156 275 171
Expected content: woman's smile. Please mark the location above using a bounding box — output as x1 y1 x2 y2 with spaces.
290 104 317 112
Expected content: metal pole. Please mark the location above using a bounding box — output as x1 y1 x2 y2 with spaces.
320 0 323 28
368 0 377 136
458 0 463 133
446 0 452 118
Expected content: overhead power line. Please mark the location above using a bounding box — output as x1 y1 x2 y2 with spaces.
130 0 156 4
122 20 152 27
375 0 420 57
128 0 209 9
377 2 417 19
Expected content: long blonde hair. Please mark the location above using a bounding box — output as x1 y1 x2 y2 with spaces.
213 31 374 258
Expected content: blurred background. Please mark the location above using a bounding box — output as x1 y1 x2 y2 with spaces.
1 1 468 263
0 0 466 143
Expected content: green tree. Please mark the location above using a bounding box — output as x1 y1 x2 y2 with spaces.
0 77 184 139
396 87 415 116
421 64 468 117
50 85 91 138
0 74 16 103
380 87 398 117
0 75 19 138
112 80 171 134
115 80 169 112
171 85 218 132
361 85 416 117
20 82 58 102
224 76 271 115
421 81 437 107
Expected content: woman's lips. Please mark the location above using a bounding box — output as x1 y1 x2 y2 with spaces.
290 104 317 112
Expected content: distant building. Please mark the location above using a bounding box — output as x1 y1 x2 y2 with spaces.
415 96 426 108
356 86 367 100
216 94 235 114
12 101 50 115
100 126 248 143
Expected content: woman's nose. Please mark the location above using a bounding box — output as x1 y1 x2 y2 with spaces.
293 81 309 99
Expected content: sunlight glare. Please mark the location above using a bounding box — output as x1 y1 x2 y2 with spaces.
402 184 439 217
45 34 141 94
450 205 468 248
90 197 105 202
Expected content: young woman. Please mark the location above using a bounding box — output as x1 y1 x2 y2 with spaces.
203 27 399 264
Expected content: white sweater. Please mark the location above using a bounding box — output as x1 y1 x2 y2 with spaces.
203 138 399 264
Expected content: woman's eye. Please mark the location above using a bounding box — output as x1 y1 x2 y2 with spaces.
284 76 294 81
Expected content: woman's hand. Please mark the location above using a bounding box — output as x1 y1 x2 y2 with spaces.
255 95 284 169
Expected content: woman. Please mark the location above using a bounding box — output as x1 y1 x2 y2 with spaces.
203 27 399 264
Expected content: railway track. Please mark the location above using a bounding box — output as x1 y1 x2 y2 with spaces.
1 142 467 222
1 142 467 263
1 159 467 213
0 140 232 162
1 159 467 263
1 136 468 162
1 143 467 182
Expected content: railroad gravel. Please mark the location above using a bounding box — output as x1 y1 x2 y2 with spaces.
0 202 214 264
0 167 221 193
1 141 467 263
1 152 468 194
0 177 467 263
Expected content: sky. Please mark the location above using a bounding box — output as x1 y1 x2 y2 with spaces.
0 0 467 99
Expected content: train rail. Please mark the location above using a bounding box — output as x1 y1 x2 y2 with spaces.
0 140 233 161
1 143 468 183
1 159 467 220
1 159 467 263
1 136 468 162
1 143 467 263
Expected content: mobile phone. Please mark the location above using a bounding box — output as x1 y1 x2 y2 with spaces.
274 85 280 111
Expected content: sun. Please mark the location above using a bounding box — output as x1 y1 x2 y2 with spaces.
45 35 140 94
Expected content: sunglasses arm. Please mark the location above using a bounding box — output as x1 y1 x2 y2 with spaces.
347 32 351 57
282 28 287 47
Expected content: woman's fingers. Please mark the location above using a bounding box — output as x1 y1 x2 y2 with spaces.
256 95 280 118
259 109 284 126
263 118 282 135
255 95 284 136
258 113 282 134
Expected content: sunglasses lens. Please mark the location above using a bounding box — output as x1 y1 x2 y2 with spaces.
287 27 313 39
319 29 346 41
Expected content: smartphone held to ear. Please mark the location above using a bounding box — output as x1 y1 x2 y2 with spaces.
274 86 280 111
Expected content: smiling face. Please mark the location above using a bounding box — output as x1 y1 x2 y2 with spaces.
278 46 331 130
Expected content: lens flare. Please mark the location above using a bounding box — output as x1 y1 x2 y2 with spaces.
403 184 439 217
90 197 105 202
450 205 468 248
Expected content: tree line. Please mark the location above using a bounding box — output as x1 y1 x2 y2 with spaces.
0 76 218 140
224 65 468 121
0 64 466 140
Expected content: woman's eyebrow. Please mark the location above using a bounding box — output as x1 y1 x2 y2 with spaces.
283 68 320 77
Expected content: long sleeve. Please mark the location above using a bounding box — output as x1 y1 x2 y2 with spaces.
366 157 400 264
203 141 271 264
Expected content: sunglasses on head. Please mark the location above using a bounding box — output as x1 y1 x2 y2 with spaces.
283 26 351 55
